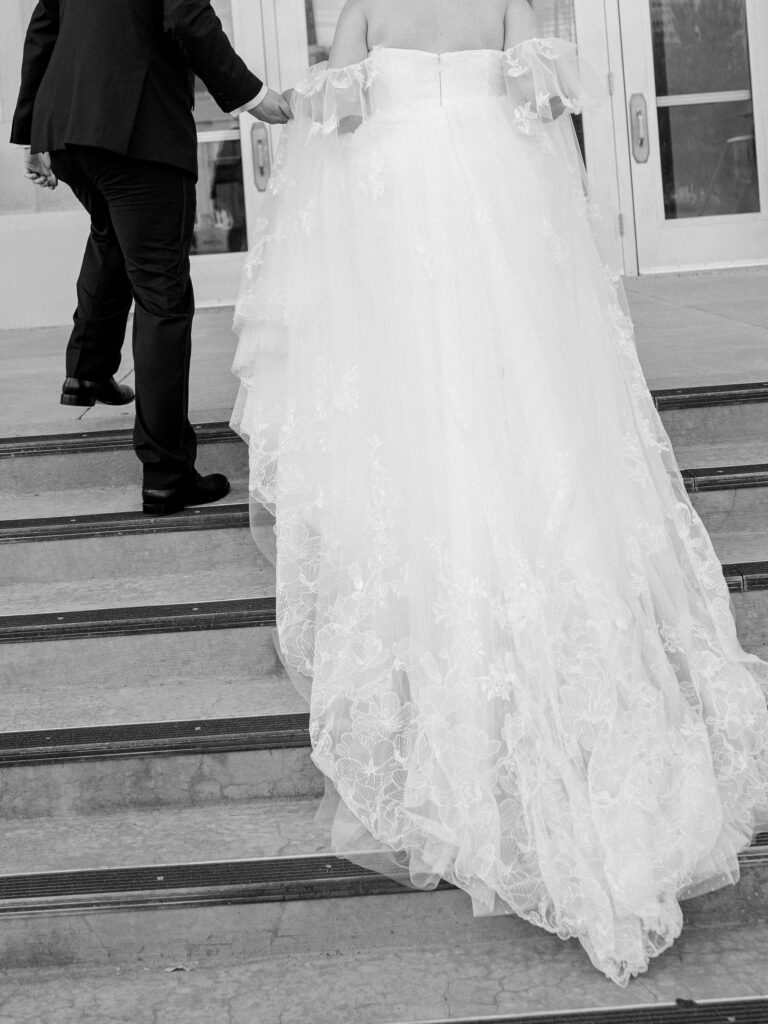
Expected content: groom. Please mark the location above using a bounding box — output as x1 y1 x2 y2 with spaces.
11 0 292 515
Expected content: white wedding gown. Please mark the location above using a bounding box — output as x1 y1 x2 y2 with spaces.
231 39 768 985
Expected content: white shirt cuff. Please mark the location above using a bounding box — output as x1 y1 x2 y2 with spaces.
229 83 269 116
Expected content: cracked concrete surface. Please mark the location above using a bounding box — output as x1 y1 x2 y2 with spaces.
0 797 328 875
0 913 766 1023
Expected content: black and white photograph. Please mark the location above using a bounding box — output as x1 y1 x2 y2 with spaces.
0 0 767 1021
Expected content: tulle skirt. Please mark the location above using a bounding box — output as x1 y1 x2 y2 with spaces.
231 43 768 985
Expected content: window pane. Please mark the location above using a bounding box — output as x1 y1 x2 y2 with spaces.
651 0 751 96
305 0 345 65
194 0 238 130
531 0 577 43
658 100 759 218
192 139 247 254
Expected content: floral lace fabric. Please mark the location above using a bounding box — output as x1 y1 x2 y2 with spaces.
231 40 768 985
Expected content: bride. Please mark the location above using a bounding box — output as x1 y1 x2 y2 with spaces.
231 0 768 985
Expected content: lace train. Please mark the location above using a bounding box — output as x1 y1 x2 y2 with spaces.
231 40 768 985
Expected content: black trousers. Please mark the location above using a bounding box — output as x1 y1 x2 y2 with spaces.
51 146 198 490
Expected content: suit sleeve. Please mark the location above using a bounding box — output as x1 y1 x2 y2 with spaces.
10 0 60 145
164 0 264 113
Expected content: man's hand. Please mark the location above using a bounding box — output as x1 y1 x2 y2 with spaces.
549 96 568 121
24 149 57 189
248 88 293 125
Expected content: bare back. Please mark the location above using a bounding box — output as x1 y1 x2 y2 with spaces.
329 0 539 68
366 0 508 53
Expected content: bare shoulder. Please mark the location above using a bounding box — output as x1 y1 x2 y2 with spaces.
504 0 540 47
336 0 370 26
329 0 370 68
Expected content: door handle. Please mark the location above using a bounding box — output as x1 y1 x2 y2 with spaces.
251 123 271 191
629 93 650 163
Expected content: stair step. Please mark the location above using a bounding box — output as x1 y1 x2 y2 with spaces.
0 528 273 617
1 797 327 875
0 936 765 1024
690 487 768 539
4 382 768 504
1 794 764 899
676 440 768 471
3 786 765 892
0 479 250 522
708 532 768 567
0 423 245 520
0 628 297 732
2 562 767 645
0 795 764 981
0 716 320 817
655 383 768 449
2 465 767 537
1 479 764 605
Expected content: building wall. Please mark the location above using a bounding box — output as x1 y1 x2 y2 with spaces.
1 0 89 329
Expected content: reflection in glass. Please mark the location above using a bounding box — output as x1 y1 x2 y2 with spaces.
305 0 346 65
531 0 576 44
194 0 238 130
658 101 758 218
651 0 750 96
192 140 247 255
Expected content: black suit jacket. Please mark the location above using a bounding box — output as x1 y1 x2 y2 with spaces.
11 0 263 178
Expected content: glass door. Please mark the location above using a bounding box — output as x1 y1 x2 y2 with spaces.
618 0 768 272
191 0 272 304
270 0 345 91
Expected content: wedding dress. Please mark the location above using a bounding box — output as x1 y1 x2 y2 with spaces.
231 39 768 985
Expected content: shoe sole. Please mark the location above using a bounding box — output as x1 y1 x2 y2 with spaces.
60 395 135 407
142 500 186 517
60 395 96 407
142 481 231 517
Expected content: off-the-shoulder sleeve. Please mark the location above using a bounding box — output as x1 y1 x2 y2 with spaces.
291 59 377 135
504 37 585 132
233 58 376 340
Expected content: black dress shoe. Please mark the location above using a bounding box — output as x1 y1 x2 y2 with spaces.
142 472 231 516
61 377 135 407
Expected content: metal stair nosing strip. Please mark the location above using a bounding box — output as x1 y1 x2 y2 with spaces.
0 422 239 460
0 839 765 916
391 997 768 1024
0 597 276 643
652 381 768 410
0 713 311 767
0 503 254 543
1 561 766 643
682 463 768 493
0 854 448 914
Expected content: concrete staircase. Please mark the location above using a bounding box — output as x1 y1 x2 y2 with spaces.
1 384 767 1023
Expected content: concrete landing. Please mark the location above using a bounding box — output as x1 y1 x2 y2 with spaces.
0 906 765 1024
1 269 766 438
626 267 768 389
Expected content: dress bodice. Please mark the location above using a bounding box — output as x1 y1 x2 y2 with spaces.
367 47 507 113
